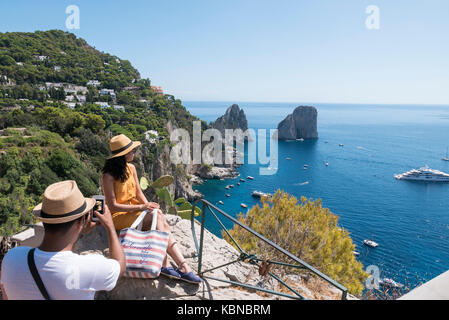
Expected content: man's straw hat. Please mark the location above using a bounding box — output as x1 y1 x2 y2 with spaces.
33 180 96 224
108 134 141 159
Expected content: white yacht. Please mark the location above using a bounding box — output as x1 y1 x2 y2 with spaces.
363 239 378 248
252 190 272 198
394 165 449 182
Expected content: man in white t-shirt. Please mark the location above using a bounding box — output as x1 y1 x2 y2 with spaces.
0 180 126 300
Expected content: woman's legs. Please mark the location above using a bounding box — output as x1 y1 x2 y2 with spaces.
141 210 192 273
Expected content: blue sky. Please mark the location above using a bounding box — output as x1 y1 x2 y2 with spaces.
1 0 448 104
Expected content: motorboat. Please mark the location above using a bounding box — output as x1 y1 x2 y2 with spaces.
252 190 272 198
339 144 344 147
296 138 304 142
240 203 248 208
247 176 254 180
442 147 449 161
240 178 245 182
225 194 231 197
394 165 449 182
363 239 378 248
218 201 224 205
379 278 404 288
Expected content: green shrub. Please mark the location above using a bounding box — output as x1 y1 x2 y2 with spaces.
225 190 369 295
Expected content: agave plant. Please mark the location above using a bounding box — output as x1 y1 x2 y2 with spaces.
140 175 201 219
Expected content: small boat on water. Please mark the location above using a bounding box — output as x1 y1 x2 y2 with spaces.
339 144 344 147
252 190 272 198
353 251 360 257
379 278 404 288
442 147 449 161
225 194 231 197
363 239 379 248
240 178 245 182
247 176 254 180
229 184 234 188
237 182 240 186
225 185 230 190
218 201 224 205
286 157 291 160
325 162 329 166
296 138 304 142
240 203 248 208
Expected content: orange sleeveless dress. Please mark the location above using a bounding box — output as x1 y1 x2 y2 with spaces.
109 163 143 231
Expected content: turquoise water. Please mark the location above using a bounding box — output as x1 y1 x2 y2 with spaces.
183 101 449 290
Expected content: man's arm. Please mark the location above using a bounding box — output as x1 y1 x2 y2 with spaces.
93 205 126 276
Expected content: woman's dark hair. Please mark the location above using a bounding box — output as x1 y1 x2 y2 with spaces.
102 155 129 182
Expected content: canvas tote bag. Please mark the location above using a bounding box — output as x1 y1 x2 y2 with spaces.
119 209 169 278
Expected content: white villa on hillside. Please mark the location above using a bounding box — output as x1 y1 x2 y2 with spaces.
76 95 86 104
96 102 110 109
113 105 125 111
87 80 101 87
45 82 64 88
100 88 116 99
63 102 76 109
145 130 159 144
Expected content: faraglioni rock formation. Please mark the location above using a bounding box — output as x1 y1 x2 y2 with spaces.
210 104 248 135
277 106 318 140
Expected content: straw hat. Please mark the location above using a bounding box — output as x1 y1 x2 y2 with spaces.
108 134 141 159
33 180 96 224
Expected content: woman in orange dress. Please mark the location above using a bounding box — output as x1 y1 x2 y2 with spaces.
101 134 201 284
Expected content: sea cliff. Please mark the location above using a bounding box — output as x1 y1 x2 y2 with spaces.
277 106 318 140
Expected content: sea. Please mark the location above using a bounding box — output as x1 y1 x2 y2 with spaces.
183 101 449 293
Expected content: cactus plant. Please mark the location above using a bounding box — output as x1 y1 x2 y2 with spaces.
140 176 201 219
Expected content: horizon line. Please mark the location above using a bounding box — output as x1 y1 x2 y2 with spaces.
179 99 449 107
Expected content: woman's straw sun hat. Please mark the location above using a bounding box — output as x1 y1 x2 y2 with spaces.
33 180 96 224
108 134 141 159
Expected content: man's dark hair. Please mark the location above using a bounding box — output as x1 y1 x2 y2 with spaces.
102 155 129 182
43 214 87 234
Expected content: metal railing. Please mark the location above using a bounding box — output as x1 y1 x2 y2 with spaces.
189 198 348 300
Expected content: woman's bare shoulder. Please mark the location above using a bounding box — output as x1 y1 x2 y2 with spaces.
128 163 137 173
102 172 115 182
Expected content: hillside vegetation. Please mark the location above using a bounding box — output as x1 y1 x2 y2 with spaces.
0 30 203 235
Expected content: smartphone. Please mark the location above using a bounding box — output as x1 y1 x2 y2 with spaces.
91 195 105 222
